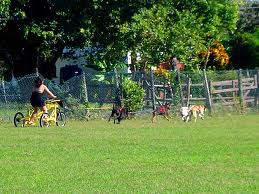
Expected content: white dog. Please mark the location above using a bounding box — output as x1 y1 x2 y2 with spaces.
180 106 191 122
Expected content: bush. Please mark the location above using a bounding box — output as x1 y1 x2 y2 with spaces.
63 95 87 120
207 70 237 81
122 79 145 112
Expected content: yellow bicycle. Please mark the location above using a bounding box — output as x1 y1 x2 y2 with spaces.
14 99 66 127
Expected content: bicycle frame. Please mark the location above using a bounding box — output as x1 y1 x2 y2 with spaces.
21 100 60 125
44 100 60 123
14 99 65 127
20 108 44 125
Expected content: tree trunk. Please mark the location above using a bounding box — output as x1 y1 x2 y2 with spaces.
204 46 211 70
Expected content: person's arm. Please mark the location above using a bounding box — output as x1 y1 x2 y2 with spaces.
43 85 57 98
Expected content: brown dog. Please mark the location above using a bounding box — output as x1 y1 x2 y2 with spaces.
152 102 172 123
188 105 206 122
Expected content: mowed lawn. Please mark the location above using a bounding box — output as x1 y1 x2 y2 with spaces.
0 114 258 193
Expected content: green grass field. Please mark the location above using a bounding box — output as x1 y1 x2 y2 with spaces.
0 114 258 193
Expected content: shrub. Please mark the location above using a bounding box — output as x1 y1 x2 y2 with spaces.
207 70 237 81
63 95 87 120
122 78 145 112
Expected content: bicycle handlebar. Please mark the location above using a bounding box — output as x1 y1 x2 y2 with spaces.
45 99 61 103
45 99 64 108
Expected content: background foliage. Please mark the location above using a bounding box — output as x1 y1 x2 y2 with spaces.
0 0 258 79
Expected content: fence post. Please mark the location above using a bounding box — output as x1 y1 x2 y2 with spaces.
82 72 88 102
232 80 236 102
237 69 244 110
163 82 166 103
114 68 121 106
35 67 39 77
203 69 212 114
114 68 119 89
119 72 123 100
209 80 213 105
177 69 184 106
2 80 7 103
186 78 191 106
150 70 156 111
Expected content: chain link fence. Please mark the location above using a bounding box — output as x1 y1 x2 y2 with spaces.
0 69 258 121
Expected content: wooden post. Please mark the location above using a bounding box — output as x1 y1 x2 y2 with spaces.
186 78 191 106
35 67 39 77
82 72 88 102
163 82 166 103
143 71 150 107
114 68 119 89
114 68 121 106
177 69 184 106
168 82 173 103
2 80 7 103
209 80 213 105
246 69 250 77
203 69 212 114
232 80 236 105
150 70 156 111
237 69 244 110
120 73 124 103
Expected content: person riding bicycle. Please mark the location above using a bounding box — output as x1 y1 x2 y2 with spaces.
29 77 57 124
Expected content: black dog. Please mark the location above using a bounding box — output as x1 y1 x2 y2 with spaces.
108 104 128 124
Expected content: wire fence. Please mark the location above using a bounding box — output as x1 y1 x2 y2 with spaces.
0 69 258 121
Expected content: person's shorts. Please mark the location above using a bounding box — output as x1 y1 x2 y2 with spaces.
30 93 45 107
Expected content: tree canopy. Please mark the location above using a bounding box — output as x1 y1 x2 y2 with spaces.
0 0 94 78
118 0 241 70
228 1 259 69
0 0 151 78
0 0 258 79
230 27 259 69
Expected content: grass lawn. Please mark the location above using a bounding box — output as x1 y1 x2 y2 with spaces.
0 114 258 193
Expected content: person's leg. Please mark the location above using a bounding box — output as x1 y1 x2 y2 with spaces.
29 107 38 124
41 105 48 113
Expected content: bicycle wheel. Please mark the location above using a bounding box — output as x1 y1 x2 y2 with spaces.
14 112 25 127
56 111 66 127
40 113 50 127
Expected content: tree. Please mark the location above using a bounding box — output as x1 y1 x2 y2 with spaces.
120 5 204 70
84 0 155 71
200 41 230 70
230 28 259 69
0 0 244 77
238 1 259 32
228 1 259 69
0 0 11 29
118 0 241 70
0 0 92 78
0 0 154 77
